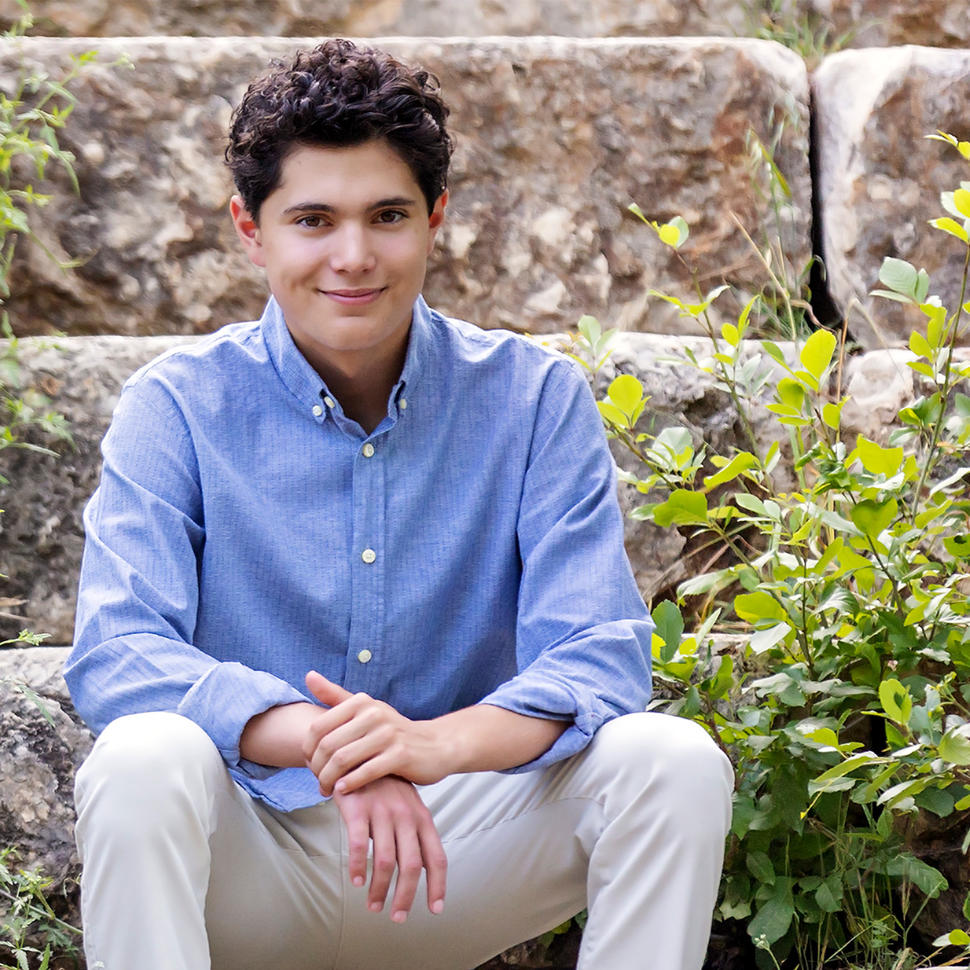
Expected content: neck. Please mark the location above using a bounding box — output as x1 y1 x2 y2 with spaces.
300 338 409 436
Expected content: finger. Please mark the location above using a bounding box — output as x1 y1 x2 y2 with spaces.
389 818 424 923
306 670 354 707
367 807 396 914
339 802 371 892
418 814 447 915
305 717 375 783
301 701 362 764
313 738 389 797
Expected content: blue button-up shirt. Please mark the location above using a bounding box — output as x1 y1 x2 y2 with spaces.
66 296 653 811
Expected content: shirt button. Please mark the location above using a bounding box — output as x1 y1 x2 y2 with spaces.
357 649 373 664
324 396 336 409
312 404 323 417
399 397 408 410
361 548 377 564
362 443 375 458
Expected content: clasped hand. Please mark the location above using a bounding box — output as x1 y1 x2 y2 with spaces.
303 669 453 797
303 670 450 923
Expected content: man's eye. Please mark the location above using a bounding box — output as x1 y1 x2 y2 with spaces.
376 210 406 224
297 215 324 228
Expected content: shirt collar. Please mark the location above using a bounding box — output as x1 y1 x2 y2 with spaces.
259 293 434 423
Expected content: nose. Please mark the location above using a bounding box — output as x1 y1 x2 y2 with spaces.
329 223 376 275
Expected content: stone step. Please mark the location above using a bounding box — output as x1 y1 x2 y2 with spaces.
813 45 970 348
2 36 812 340
1 329 949 647
2 0 969 49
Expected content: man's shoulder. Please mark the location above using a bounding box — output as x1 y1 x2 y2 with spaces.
123 319 264 392
425 305 582 383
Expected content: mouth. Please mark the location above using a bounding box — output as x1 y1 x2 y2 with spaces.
320 287 386 305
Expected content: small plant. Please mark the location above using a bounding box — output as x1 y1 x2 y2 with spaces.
740 0 861 68
578 131 970 969
0 849 80 970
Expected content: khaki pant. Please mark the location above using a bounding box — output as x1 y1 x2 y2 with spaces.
74 710 733 970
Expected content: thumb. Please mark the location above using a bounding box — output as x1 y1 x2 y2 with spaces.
306 669 353 707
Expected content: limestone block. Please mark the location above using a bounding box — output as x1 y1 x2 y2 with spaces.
813 46 970 350
801 0 970 49
0 0 750 40
1 36 810 340
6 0 970 48
0 647 87 905
1 335 187 644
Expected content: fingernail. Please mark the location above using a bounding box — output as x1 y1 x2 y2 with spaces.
369 901 382 912
431 899 444 915
353 876 364 887
336 780 347 793
392 910 407 924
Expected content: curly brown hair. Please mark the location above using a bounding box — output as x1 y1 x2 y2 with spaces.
226 39 453 219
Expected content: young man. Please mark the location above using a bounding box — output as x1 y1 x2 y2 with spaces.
65 39 733 970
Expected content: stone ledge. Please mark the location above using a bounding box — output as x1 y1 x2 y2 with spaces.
3 330 945 645
814 45 970 350
2 36 810 340
2 0 969 50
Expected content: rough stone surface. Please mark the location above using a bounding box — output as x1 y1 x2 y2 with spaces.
0 0 750 40
5 0 970 49
0 36 811 340
0 647 87 922
800 0 970 49
0 335 189 644
813 46 970 351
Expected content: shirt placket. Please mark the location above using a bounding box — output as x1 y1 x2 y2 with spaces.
344 433 387 692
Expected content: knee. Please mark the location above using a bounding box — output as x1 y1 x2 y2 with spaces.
75 712 224 826
591 713 733 823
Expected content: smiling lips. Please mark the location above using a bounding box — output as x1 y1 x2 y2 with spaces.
321 287 386 305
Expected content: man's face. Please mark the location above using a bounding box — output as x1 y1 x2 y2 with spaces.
231 139 446 379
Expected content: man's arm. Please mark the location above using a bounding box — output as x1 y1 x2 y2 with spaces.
240 672 569 793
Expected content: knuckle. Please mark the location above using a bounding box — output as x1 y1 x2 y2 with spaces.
374 856 396 874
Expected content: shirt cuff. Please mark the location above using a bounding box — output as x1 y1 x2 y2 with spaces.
176 661 311 778
477 674 612 773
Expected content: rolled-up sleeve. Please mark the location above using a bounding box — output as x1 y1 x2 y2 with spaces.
477 360 654 770
64 375 307 776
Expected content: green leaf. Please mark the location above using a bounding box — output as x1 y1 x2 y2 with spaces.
607 374 644 416
939 727 970 766
749 621 791 654
597 401 629 428
799 329 837 381
657 216 689 249
652 489 709 527
886 854 947 898
735 591 786 624
746 850 775 884
821 401 843 430
855 436 904 476
815 876 842 913
704 452 757 489
651 600 684 664
849 497 898 539
929 216 970 243
748 893 794 945
933 929 970 947
810 753 878 790
878 677 913 725
954 187 970 219
878 257 918 298
776 377 806 410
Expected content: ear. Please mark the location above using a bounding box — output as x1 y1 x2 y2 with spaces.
230 195 266 268
426 190 448 254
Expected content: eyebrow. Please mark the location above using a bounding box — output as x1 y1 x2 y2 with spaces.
281 197 419 216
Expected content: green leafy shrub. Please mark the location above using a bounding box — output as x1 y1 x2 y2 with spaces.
578 131 970 969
